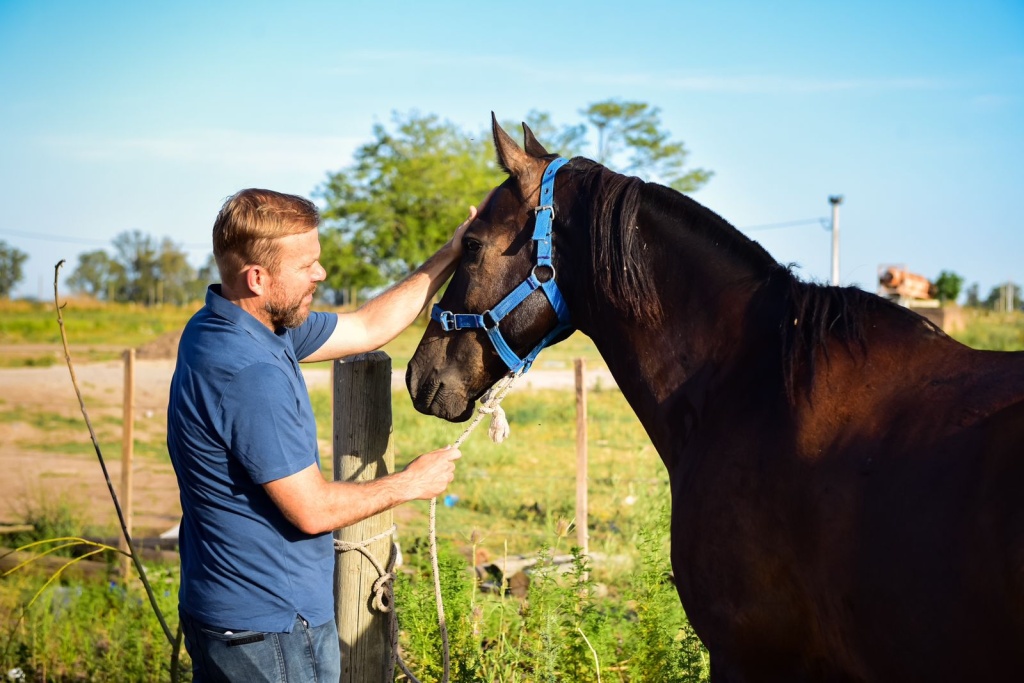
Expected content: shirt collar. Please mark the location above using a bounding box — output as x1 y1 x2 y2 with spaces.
206 285 292 357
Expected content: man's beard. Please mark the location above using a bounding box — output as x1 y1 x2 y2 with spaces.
265 285 316 329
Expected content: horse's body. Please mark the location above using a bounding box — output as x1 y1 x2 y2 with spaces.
406 117 1024 681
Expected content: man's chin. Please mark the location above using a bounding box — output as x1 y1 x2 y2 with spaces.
268 303 311 330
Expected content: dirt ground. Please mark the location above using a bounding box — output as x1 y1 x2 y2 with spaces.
0 336 612 538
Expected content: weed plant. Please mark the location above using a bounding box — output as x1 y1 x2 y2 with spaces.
5 496 99 558
395 498 709 681
1 564 188 682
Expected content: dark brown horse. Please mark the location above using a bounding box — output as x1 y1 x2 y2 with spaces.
406 116 1024 682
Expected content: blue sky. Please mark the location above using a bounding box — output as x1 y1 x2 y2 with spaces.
1 0 1021 301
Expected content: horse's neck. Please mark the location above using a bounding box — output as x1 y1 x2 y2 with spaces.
573 186 778 457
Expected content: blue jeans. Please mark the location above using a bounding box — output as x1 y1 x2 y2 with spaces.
180 611 341 683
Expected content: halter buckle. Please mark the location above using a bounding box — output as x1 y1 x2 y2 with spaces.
533 204 555 219
438 310 459 331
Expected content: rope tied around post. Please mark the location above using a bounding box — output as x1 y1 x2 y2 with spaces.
334 370 522 683
334 525 397 613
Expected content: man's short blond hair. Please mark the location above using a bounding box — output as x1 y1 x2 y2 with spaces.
212 189 320 282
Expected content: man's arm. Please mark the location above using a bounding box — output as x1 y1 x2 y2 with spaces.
302 203 481 363
263 446 461 535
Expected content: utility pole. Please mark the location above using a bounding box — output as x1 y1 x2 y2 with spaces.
829 195 844 286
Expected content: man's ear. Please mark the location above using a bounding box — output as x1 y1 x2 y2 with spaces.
244 265 268 296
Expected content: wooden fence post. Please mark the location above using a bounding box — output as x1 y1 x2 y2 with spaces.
575 358 589 555
333 352 394 683
120 348 135 582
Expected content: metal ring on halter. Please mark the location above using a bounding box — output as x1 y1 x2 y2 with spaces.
531 264 556 283
533 204 555 218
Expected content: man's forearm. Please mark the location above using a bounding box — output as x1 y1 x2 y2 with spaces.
319 474 414 532
352 244 460 349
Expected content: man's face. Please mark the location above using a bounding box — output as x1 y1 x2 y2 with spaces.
263 228 326 329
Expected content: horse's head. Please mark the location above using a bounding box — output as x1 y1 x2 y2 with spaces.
406 114 573 421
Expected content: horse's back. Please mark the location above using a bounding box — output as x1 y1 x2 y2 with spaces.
836 344 1024 679
674 340 1024 682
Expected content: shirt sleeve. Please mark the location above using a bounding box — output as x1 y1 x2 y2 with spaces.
219 363 318 484
289 311 338 361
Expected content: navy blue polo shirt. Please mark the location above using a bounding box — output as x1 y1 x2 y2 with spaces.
167 285 338 632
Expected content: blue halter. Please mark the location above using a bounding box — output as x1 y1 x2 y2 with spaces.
431 157 573 373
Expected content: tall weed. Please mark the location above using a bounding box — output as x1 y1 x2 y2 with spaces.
397 539 482 682
623 501 709 682
1 566 187 682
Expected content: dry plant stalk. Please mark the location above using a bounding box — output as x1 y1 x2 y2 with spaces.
51 260 185 681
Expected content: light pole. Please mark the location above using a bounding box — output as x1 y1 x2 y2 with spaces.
829 195 844 286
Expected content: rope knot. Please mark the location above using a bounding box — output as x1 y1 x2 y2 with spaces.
334 525 398 613
371 572 395 613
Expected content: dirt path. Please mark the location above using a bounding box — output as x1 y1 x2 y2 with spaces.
0 358 614 536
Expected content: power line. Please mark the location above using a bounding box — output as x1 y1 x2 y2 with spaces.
0 228 110 246
0 228 208 250
739 217 829 232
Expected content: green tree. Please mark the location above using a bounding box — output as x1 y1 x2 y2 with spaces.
191 252 218 300
964 282 980 308
933 270 964 304
69 233 199 304
507 109 588 159
0 240 28 298
156 237 198 305
112 230 159 303
985 282 1022 312
67 249 126 300
317 103 713 292
582 99 713 193
316 111 498 298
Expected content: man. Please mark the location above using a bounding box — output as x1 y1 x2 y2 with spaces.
167 188 479 682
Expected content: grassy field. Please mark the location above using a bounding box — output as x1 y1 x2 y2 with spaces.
2 298 1022 680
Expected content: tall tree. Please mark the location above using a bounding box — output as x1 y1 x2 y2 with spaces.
582 99 713 193
316 111 498 298
964 283 980 308
511 110 588 159
156 237 198 305
113 230 159 303
68 233 199 304
317 103 713 293
0 240 28 298
985 282 1022 312
67 249 126 300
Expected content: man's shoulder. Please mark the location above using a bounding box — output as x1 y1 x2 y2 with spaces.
176 309 280 384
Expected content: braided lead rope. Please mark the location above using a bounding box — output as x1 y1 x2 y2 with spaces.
428 370 522 683
335 372 522 683
452 371 521 450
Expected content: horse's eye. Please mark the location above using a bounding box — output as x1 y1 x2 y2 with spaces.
463 237 482 255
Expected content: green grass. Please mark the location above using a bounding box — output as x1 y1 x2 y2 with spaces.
1 383 697 682
1 298 1020 680
951 310 1024 351
0 298 199 347
310 383 666 558
0 564 186 682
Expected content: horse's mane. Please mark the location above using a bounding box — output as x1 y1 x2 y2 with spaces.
561 158 932 401
563 159 664 326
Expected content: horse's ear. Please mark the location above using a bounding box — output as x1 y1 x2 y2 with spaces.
492 112 532 177
522 123 550 158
